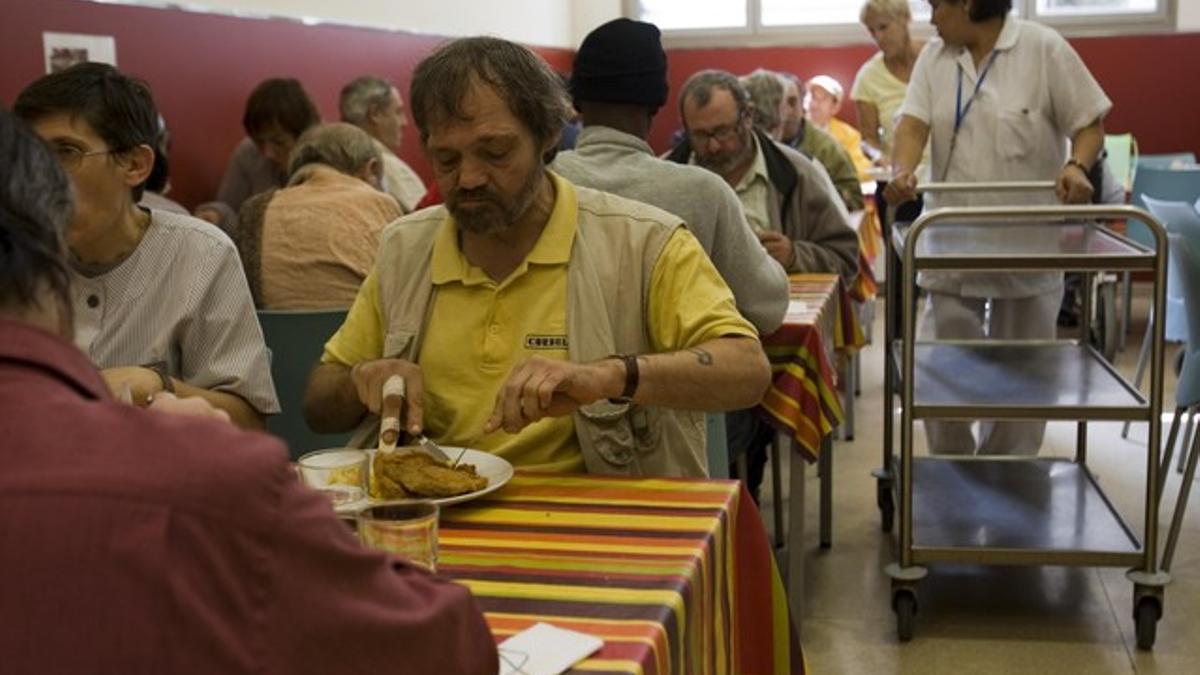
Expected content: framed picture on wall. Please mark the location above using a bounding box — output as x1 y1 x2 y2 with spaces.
43 32 117 74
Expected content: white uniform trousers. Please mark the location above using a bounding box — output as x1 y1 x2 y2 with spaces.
920 288 1062 455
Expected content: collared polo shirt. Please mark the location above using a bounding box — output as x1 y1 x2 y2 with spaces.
323 173 757 473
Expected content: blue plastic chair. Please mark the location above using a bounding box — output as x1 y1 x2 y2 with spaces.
705 413 730 479
1122 198 1194 439
1121 167 1200 359
257 309 352 460
1160 201 1200 570
1138 153 1197 171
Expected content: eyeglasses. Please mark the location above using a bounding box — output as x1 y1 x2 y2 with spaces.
688 112 746 146
52 144 124 172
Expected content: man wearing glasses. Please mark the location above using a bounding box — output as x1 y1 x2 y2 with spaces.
667 69 858 282
667 69 858 501
14 63 279 429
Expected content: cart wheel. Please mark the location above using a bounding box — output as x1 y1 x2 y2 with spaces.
1135 596 1161 650
893 590 917 642
877 481 895 533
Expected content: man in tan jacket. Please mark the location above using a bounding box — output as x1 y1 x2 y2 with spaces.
304 37 771 478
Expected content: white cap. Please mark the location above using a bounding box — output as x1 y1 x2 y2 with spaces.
807 74 844 103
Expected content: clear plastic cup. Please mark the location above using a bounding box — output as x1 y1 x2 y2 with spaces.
297 448 368 507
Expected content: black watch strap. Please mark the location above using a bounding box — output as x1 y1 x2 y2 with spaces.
142 361 175 395
607 354 639 404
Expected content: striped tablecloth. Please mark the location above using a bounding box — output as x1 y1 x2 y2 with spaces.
760 274 866 461
439 473 804 675
849 205 882 302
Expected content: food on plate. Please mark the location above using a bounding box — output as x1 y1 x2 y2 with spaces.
371 449 488 499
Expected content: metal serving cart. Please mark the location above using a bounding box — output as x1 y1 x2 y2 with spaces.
873 182 1172 648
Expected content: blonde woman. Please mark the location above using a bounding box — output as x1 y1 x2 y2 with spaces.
850 0 925 160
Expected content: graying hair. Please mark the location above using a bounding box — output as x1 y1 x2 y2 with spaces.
740 69 786 134
410 37 569 160
339 75 394 126
678 70 751 126
288 122 381 177
860 0 912 24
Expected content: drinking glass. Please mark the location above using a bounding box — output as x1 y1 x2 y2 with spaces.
356 500 439 572
297 448 369 507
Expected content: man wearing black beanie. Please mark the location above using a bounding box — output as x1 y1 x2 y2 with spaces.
553 18 789 337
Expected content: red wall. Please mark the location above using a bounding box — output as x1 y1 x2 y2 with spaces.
0 0 573 210
2 0 1195 208
651 34 1200 159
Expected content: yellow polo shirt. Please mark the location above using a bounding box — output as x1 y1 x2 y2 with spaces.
322 174 756 473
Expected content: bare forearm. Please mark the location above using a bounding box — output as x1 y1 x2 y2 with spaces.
891 115 929 174
1070 118 1105 168
634 337 771 411
304 363 367 433
856 102 883 151
174 381 264 430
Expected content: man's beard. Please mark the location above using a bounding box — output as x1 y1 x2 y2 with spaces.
447 163 543 236
694 129 755 177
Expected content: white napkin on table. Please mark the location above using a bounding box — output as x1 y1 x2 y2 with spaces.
497 622 603 675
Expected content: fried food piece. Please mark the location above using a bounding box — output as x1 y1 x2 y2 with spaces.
372 449 487 499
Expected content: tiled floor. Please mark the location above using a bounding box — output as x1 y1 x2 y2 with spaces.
760 289 1199 674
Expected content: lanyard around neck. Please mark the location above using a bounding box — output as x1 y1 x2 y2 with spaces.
954 50 999 133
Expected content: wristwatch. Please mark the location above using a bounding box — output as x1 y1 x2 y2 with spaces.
1065 157 1090 173
607 354 639 404
141 361 175 396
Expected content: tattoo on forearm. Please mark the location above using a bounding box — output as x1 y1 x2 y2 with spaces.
688 348 714 366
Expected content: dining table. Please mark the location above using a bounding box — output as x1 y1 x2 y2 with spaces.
438 472 805 675
759 273 866 630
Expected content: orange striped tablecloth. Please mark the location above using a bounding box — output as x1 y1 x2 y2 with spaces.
849 204 881 302
760 274 866 462
440 473 804 675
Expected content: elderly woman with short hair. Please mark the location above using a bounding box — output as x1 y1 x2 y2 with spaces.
851 0 925 159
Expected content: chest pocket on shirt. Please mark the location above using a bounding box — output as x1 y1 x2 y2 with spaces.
996 107 1036 161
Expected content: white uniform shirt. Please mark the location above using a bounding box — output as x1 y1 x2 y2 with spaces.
900 17 1111 297
374 139 427 213
70 209 280 414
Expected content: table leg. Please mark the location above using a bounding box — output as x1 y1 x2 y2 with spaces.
786 435 807 637
819 435 832 548
840 359 855 441
771 434 785 550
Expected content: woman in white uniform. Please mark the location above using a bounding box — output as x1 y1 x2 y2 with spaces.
884 0 1111 455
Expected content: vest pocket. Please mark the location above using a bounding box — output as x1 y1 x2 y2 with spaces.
578 400 636 467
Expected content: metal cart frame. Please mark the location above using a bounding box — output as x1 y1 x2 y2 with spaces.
873 184 1172 647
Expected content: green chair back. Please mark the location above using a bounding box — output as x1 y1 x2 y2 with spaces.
257 309 352 460
1104 133 1136 193
705 413 730 479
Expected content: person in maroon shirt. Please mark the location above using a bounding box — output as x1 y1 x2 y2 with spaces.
0 108 497 675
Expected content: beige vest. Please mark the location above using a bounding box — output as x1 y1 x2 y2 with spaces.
357 183 707 477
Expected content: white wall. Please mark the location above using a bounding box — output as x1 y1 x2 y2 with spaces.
1179 0 1200 31
570 0 623 48
125 0 576 47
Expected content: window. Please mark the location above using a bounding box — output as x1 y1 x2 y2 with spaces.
1036 0 1160 15
627 0 1175 46
631 0 748 32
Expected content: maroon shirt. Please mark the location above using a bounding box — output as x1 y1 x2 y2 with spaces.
0 318 498 675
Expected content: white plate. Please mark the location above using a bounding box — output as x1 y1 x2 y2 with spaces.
336 447 514 513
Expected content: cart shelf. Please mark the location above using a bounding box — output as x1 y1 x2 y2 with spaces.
891 222 1155 272
894 341 1149 421
911 457 1142 567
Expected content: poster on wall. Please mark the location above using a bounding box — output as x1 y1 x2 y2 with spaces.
43 32 117 74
